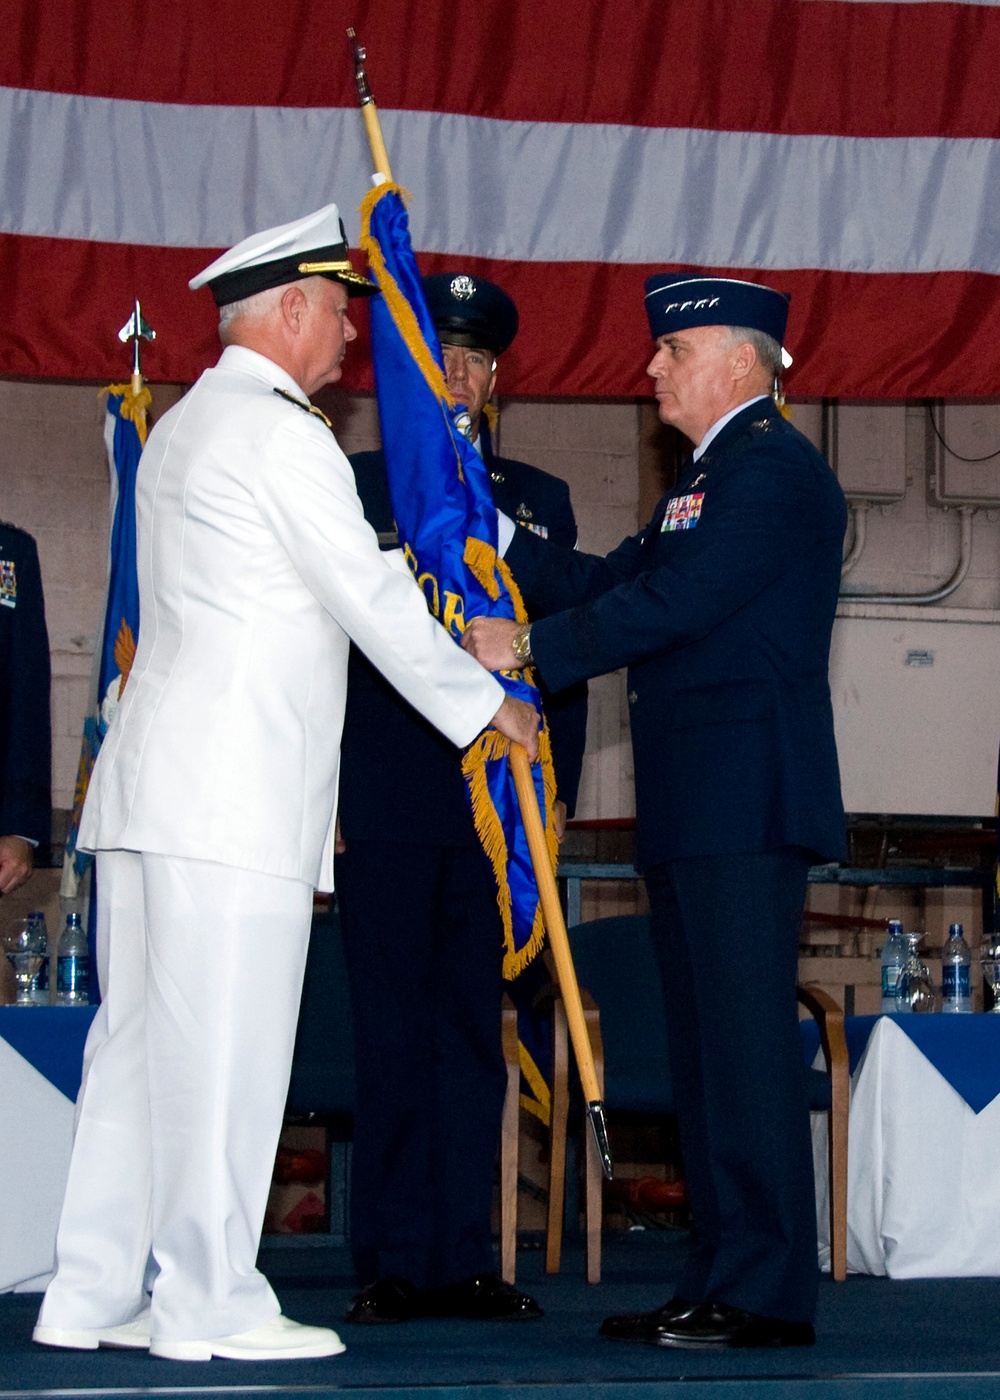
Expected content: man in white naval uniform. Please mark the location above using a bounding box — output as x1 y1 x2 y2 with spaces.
33 204 537 1363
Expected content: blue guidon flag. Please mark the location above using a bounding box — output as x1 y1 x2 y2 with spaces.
62 383 146 898
360 182 557 1121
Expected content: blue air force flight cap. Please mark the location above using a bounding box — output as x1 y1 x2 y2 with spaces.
644 273 792 366
190 203 378 307
422 273 519 355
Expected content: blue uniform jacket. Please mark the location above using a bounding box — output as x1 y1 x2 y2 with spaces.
507 399 847 870
339 440 588 844
0 521 52 847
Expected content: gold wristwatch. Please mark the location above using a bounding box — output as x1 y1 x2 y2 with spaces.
511 623 533 666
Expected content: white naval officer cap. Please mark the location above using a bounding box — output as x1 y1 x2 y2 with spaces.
189 203 378 307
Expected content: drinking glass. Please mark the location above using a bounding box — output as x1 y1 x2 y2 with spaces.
3 919 46 1007
899 935 935 1013
980 933 1000 1012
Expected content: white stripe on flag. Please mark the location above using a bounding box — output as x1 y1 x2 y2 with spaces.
2 85 999 275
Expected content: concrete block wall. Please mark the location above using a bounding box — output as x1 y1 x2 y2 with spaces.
2 382 999 943
835 401 1000 609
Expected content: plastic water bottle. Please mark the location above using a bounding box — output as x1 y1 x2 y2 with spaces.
880 919 908 1013
940 922 972 1013
55 913 89 1006
27 910 49 1005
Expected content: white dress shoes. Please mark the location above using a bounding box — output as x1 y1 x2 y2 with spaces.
33 1305 152 1350
149 1313 346 1362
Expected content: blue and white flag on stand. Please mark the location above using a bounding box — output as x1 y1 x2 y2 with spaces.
61 383 147 897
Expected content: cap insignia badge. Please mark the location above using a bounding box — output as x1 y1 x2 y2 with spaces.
450 275 476 300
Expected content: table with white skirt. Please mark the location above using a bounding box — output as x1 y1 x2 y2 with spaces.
807 1012 1000 1278
0 1006 96 1292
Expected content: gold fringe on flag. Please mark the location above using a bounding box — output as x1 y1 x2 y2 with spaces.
102 382 152 447
462 713 558 982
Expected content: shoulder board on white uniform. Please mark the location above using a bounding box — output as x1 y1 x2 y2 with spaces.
272 386 332 429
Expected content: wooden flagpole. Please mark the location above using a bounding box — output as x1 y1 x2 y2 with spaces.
507 746 612 1176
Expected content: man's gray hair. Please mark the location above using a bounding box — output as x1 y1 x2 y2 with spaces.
726 325 782 379
218 284 287 338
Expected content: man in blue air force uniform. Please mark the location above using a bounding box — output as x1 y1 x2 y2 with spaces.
336 274 586 1323
0 520 51 892
463 275 846 1350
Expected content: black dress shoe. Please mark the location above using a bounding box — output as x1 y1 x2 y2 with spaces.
600 1297 697 1341
601 1299 814 1350
345 1276 425 1324
425 1274 543 1321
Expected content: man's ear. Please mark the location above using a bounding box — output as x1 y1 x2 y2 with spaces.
280 283 308 334
731 338 758 383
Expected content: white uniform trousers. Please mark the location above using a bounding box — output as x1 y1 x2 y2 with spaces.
37 849 313 1342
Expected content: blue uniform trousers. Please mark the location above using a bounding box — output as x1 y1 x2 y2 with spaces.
335 840 507 1290
644 846 818 1324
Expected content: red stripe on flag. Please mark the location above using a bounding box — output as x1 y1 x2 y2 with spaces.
4 1 1000 138
5 233 1000 398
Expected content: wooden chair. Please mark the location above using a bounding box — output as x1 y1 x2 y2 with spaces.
797 982 850 1282
498 988 603 1283
499 994 521 1283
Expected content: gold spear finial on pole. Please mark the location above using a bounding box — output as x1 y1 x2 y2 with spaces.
118 299 155 396
347 28 393 181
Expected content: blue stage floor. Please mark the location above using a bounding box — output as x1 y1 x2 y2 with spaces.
3 1232 1000 1399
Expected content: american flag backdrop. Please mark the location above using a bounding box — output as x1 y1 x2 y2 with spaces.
2 0 1000 397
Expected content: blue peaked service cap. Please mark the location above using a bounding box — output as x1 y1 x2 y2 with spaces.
422 273 519 355
645 273 791 356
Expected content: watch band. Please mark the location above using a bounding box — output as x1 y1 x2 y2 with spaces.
511 622 533 666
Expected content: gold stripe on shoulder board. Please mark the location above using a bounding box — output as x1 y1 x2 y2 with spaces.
272 386 332 429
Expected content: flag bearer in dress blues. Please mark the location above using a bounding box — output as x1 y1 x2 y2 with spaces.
337 272 586 1324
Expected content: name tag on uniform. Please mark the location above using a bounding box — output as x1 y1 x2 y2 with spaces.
0 559 16 607
661 492 705 532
